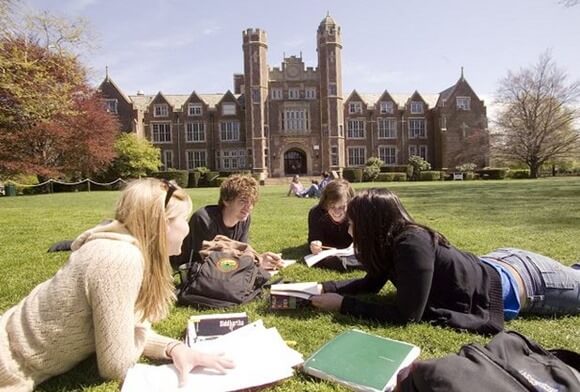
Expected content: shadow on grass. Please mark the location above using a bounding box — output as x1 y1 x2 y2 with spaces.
35 355 108 392
279 244 309 260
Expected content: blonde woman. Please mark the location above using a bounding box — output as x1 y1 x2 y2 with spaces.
0 178 233 391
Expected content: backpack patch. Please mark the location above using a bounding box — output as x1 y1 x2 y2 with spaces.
216 257 239 272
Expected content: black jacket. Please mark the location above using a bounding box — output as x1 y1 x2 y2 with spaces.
322 228 504 334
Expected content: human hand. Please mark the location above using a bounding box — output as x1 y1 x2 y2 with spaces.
310 293 344 312
261 252 284 270
170 344 235 387
310 240 322 255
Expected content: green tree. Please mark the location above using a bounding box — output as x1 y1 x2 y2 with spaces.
494 52 580 178
408 155 431 181
108 133 161 179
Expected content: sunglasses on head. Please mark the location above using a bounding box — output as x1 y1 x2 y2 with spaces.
161 179 178 207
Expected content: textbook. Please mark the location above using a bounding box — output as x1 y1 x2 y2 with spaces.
302 329 421 392
270 282 321 310
303 246 355 267
122 320 304 392
186 312 248 345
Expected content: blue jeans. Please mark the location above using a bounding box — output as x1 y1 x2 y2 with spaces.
481 248 580 315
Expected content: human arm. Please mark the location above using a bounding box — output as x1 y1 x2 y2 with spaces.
321 230 435 323
86 242 149 380
307 205 325 247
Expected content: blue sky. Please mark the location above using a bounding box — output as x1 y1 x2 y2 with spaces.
21 0 580 115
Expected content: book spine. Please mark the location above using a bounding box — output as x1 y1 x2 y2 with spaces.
270 294 310 310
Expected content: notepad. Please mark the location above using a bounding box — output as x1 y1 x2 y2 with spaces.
303 329 420 392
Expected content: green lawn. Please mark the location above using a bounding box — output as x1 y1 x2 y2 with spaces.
1 177 579 391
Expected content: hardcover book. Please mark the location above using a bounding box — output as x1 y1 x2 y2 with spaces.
302 329 421 392
186 312 248 345
269 282 321 310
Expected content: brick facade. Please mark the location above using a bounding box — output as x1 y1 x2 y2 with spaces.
98 15 489 177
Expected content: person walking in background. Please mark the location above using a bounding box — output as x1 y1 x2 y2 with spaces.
0 178 234 391
311 188 580 334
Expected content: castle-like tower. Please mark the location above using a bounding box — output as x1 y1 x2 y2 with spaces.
317 14 345 172
98 14 489 177
242 29 269 179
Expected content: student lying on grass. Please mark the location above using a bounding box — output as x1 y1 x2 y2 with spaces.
307 179 361 271
0 178 234 391
311 188 580 334
170 174 283 270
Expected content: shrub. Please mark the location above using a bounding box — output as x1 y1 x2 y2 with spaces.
455 163 477 172
394 173 407 181
215 177 229 187
188 171 201 188
203 171 220 187
476 168 508 180
380 165 409 173
408 155 431 181
376 172 396 182
363 156 384 182
419 171 442 181
509 169 530 179
150 170 189 188
343 168 363 183
464 172 476 180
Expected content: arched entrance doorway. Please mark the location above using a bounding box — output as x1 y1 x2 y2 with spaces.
284 149 307 175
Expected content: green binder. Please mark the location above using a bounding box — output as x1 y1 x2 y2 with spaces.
302 329 421 392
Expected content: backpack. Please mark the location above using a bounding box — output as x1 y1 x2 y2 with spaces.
399 330 580 392
176 251 271 308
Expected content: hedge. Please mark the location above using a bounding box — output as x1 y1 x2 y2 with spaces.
476 168 508 180
380 165 409 173
394 173 407 181
508 169 530 179
150 170 189 188
419 171 442 181
343 168 363 183
375 172 408 182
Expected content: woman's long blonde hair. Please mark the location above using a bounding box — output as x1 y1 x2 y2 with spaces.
115 178 192 322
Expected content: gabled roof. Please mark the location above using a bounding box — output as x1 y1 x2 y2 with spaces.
436 68 481 107
352 91 439 110
98 75 132 105
126 93 241 111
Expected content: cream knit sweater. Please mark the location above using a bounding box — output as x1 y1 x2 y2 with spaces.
0 221 178 391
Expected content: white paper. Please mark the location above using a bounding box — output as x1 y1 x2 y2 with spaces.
270 282 321 299
303 246 354 267
123 321 303 392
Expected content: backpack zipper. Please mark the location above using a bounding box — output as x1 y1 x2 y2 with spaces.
464 345 531 391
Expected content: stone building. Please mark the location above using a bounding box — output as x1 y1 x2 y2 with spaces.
99 14 489 178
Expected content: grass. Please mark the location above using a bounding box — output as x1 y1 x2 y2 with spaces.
1 177 580 391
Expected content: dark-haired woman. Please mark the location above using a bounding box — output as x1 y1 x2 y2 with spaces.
311 188 580 334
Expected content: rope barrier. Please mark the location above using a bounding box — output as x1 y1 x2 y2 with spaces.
4 178 127 188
